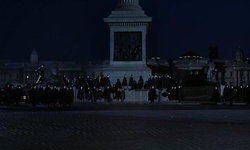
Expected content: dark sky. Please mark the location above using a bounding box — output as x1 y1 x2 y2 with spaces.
0 0 250 62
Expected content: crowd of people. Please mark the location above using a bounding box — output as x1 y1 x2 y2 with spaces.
74 74 180 104
0 74 181 108
3 74 250 108
211 84 250 105
0 83 74 108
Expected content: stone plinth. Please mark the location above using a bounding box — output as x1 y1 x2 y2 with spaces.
103 0 152 83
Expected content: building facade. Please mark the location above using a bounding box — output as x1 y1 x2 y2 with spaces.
0 50 84 87
0 47 250 87
147 48 250 87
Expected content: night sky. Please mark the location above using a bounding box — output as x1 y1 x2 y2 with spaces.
0 0 250 62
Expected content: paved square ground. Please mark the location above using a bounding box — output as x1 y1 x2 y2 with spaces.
0 105 250 150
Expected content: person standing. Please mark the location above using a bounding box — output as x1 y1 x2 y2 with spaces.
51 86 59 108
223 85 230 102
122 75 128 89
77 87 85 102
129 75 134 89
29 85 39 108
229 85 235 105
211 86 220 104
44 84 52 108
3 83 12 107
138 76 144 90
15 85 23 106
38 86 44 105
246 85 250 105
103 86 111 103
0 88 3 105
148 86 157 104
67 87 74 107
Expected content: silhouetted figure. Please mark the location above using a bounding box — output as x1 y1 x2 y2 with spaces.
169 87 178 100
229 86 235 105
144 81 149 90
105 75 111 88
223 85 230 102
93 87 102 102
234 86 242 102
138 76 144 90
0 88 3 104
103 86 111 103
44 85 52 108
111 84 117 99
211 86 220 104
29 85 39 108
38 86 44 105
129 75 134 88
3 83 13 107
77 87 85 101
243 85 248 102
67 87 74 106
147 75 152 87
148 86 157 104
51 86 59 108
246 85 250 105
122 75 128 87
59 86 67 107
177 86 184 100
115 79 122 89
15 85 23 106
85 87 93 101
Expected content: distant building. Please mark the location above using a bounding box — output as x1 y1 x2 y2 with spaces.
172 50 208 86
1 47 250 87
147 48 250 87
0 50 84 86
223 47 250 86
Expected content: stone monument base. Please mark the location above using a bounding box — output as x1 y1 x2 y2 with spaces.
103 64 151 84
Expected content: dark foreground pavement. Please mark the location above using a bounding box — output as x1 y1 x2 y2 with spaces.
1 103 250 150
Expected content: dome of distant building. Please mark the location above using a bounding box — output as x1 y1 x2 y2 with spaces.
179 50 203 59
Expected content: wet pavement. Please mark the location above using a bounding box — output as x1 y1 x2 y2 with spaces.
0 102 250 150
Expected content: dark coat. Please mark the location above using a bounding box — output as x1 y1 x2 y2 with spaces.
148 88 157 101
122 77 128 86
51 88 59 104
211 87 220 103
77 88 85 100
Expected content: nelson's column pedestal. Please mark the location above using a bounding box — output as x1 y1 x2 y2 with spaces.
103 0 152 83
